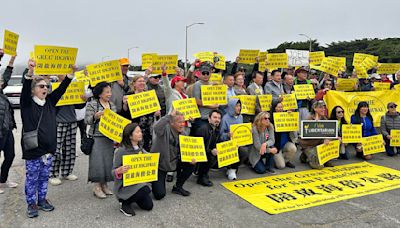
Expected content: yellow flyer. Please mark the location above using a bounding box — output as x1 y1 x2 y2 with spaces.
209 73 222 84
238 49 260 64
354 65 369 79
309 51 325 65
34 45 78 75
3 30 19 56
214 54 226 70
127 90 161 119
341 124 362 143
258 94 273 111
86 60 123 86
362 135 385 155
294 84 315 100
273 112 299 132
319 57 340 77
141 53 157 70
99 108 131 143
179 135 207 162
172 98 201 121
377 63 400 74
122 153 159 187
201 85 228 106
373 82 391 91
230 123 253 146
266 53 288 69
217 140 239 168
152 55 178 74
360 56 378 70
336 78 358 91
51 81 85 106
390 129 400 147
316 140 340 165
231 95 256 115
353 53 378 66
74 70 90 86
194 51 214 62
281 93 298 110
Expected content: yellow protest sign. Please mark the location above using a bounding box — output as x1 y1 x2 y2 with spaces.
309 51 325 65
316 140 340 165
86 60 123 86
354 65 369 79
99 108 131 143
341 124 362 143
258 52 268 72
214 54 226 70
390 130 400 147
231 95 256 115
152 55 178 74
238 49 260 64
194 51 214 62
201 85 228 106
310 64 322 71
377 63 400 74
266 53 288 70
230 123 253 146
141 53 157 70
319 57 340 77
324 90 400 127
373 82 391 91
281 93 298 110
273 112 299 132
329 56 346 70
34 45 78 75
258 94 273 111
360 56 378 70
294 84 315 100
217 140 239 168
222 162 400 214
3 30 19 56
179 135 207 162
362 135 385 155
353 53 379 67
127 90 161 119
74 70 90 86
336 78 358 91
51 81 85 106
172 98 201 121
122 153 159 187
209 73 222 84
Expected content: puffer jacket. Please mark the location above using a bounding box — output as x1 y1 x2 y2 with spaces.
380 112 400 138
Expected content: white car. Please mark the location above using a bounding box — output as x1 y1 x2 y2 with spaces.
3 75 23 107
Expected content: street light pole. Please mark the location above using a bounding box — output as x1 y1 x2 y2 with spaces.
299 33 312 52
128 46 139 66
185 22 205 74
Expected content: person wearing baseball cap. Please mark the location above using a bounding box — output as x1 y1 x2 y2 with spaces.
147 72 166 116
110 58 130 114
381 102 400 156
294 67 313 120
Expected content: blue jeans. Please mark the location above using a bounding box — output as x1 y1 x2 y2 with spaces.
253 153 274 174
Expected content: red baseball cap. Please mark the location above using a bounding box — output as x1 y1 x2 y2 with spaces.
171 76 187 88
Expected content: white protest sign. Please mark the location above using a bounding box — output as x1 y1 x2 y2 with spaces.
286 49 309 67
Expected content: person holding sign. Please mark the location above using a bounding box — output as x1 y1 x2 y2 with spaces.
247 71 265 117
264 70 284 104
294 68 313 120
85 82 117 199
146 69 166 117
380 102 400 156
329 106 351 160
112 123 154 217
21 60 74 218
249 112 277 174
151 111 195 199
315 79 334 101
110 58 130 114
350 102 378 160
233 72 248 95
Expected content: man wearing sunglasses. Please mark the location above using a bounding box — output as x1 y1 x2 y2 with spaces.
381 102 400 156
147 73 166 117
110 58 130 114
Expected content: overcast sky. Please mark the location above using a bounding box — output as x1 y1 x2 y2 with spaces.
1 0 399 69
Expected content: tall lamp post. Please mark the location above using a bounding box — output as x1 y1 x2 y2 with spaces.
185 22 205 73
299 33 312 52
128 46 139 66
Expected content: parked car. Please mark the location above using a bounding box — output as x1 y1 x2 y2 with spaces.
3 75 23 108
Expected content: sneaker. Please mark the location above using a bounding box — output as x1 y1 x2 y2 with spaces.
166 174 174 182
0 181 18 188
266 168 276 174
226 169 237 180
172 186 191 197
120 203 135 217
48 178 62 186
0 189 4 194
65 174 78 181
27 204 39 218
37 199 55 212
197 176 213 187
324 161 335 167
285 161 296 169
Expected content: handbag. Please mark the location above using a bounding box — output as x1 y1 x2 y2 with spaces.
22 109 44 150
81 101 99 155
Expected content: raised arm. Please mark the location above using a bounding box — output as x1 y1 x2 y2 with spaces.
20 59 35 107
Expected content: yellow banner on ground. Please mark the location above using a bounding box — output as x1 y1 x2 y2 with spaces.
86 60 123 86
390 129 400 147
179 135 207 162
34 45 78 75
336 78 358 91
3 30 19 56
141 53 157 70
373 82 391 91
258 94 273 111
99 108 131 143
395 84 400 91
360 56 378 70
353 53 379 66
354 65 369 79
209 73 222 84
194 51 214 62
214 54 226 70
362 135 385 155
309 51 325 65
294 84 315 100
317 140 340 165
201 85 228 106
51 81 85 106
127 90 161 119
377 63 400 74
341 124 362 143
238 49 259 64
319 57 340 77
222 162 400 214
231 95 256 115
217 140 239 168
273 112 299 132
152 55 178 74
230 123 253 146
172 98 201 121
122 153 159 187
281 93 298 110
266 53 288 70
74 70 90 86
324 90 400 127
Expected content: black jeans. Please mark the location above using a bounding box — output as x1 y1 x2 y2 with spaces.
0 130 15 183
121 186 153 211
152 161 194 200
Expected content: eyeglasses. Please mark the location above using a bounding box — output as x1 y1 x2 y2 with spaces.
202 71 210 76
263 117 269 120
36 84 50 89
336 111 344 114
151 76 161 79
389 105 397 108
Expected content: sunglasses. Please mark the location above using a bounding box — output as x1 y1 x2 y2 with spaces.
336 110 344 114
202 71 210 76
389 105 397 108
36 84 50 89
264 117 270 120
151 76 161 79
